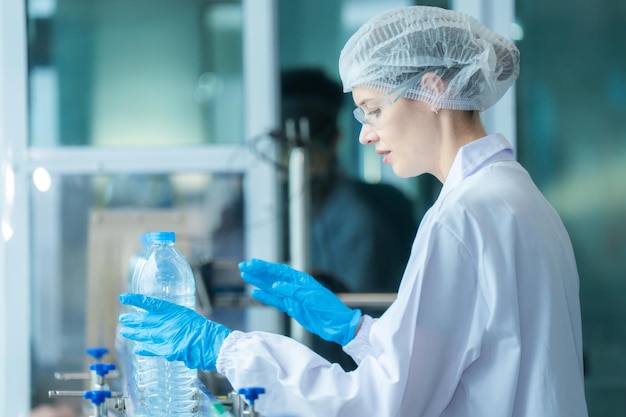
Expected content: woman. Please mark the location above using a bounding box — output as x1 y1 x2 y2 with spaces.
119 6 589 416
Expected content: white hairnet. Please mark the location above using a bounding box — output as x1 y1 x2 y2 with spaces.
339 6 520 111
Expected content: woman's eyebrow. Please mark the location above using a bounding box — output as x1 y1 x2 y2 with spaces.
358 97 380 108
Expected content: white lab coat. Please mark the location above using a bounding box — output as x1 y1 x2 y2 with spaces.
216 134 589 417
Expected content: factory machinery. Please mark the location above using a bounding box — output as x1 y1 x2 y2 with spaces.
48 346 264 417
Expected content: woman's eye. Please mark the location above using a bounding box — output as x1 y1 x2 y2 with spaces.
367 109 382 118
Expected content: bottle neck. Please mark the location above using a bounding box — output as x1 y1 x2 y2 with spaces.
152 240 174 246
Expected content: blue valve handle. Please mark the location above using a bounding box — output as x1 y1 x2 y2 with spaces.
89 363 116 376
84 390 112 406
238 387 265 405
86 347 109 360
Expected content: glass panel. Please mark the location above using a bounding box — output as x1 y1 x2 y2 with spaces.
27 0 243 147
30 171 247 410
516 1 626 415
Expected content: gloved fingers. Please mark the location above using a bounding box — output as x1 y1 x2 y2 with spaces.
132 345 159 357
240 259 322 292
119 327 144 342
133 343 191 367
118 311 148 327
119 293 178 313
240 271 276 291
251 289 287 312
119 327 168 344
132 341 177 359
119 293 154 310
120 310 182 329
239 259 302 283
238 258 278 275
271 281 310 298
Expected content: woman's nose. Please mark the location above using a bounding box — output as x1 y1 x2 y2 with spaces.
358 124 378 145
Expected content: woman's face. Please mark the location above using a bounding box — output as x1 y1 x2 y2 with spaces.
352 87 440 178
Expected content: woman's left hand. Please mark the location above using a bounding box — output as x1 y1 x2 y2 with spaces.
119 293 231 371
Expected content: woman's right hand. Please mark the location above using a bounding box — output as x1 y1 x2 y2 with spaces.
239 258 362 346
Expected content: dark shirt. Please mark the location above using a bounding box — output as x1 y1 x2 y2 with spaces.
308 172 417 371
310 173 417 293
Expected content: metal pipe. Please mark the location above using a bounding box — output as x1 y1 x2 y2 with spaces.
286 118 312 347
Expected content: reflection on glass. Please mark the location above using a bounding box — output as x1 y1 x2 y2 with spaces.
27 0 243 147
29 172 246 408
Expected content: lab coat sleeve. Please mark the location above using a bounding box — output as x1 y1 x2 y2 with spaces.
216 330 357 417
216 221 487 417
342 315 376 364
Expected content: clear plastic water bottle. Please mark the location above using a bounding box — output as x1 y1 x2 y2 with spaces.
130 231 199 417
128 233 153 289
117 233 152 359
116 233 152 412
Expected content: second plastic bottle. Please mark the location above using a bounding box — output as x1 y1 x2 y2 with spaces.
130 231 199 417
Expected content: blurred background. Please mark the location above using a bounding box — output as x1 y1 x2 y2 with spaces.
1 0 625 416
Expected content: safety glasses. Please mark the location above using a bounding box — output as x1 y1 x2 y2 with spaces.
352 77 416 130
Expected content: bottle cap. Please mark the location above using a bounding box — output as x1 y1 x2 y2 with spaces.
148 231 176 242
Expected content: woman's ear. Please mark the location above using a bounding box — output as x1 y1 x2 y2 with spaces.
420 72 445 97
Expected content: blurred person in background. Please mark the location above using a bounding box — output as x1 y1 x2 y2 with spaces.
279 67 418 370
279 67 417 296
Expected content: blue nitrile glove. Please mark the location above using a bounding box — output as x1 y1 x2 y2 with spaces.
118 293 231 371
239 259 362 346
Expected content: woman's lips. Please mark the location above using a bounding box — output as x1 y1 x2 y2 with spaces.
377 149 391 164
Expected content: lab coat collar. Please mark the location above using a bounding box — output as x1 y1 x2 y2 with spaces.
439 133 515 199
